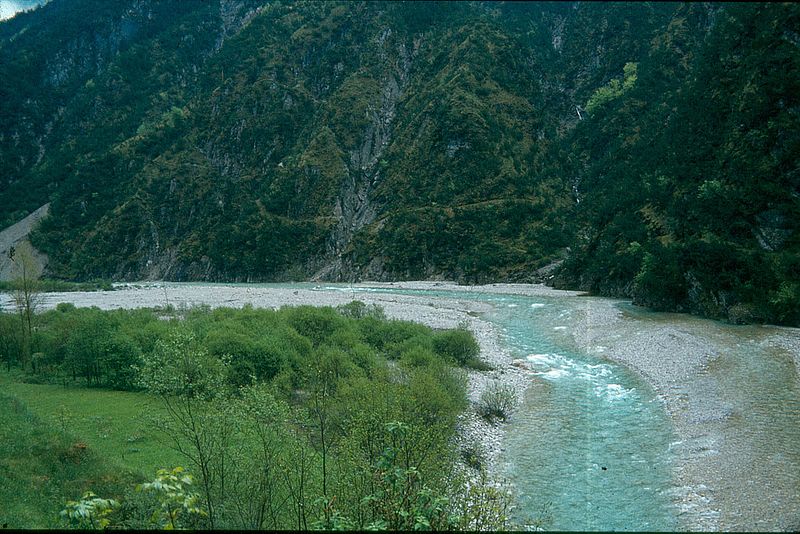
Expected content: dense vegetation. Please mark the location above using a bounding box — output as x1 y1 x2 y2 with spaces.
552 3 800 325
0 301 511 530
1 1 798 325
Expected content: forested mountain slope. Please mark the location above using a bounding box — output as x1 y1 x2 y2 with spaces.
552 3 800 325
1 1 798 324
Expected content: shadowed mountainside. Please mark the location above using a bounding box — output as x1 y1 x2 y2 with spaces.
1 1 798 324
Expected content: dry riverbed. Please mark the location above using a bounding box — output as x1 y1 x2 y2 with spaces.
3 281 799 531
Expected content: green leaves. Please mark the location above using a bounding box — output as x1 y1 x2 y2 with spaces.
137 467 206 530
585 62 638 114
60 491 119 530
136 330 228 400
432 326 481 368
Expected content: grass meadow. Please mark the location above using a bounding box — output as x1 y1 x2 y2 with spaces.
0 371 179 527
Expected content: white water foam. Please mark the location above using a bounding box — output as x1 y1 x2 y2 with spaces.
595 383 635 401
538 368 569 379
526 353 555 363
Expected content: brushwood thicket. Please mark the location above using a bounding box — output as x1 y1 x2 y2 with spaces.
0 302 510 529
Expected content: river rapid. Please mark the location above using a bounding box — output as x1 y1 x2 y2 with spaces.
3 281 799 531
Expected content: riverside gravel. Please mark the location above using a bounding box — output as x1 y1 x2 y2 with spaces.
3 280 798 531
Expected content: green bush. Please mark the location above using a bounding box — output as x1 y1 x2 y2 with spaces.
408 366 467 427
205 329 284 382
632 247 687 311
769 282 800 325
460 442 486 471
336 300 385 320
478 381 516 422
4 299 512 529
285 306 345 347
432 327 481 368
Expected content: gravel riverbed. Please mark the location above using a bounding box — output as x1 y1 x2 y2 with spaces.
3 281 798 531
566 296 800 532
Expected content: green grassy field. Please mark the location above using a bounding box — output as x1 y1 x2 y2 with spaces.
0 372 183 527
0 372 181 476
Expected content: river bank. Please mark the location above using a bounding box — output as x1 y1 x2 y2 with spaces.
565 296 800 531
3 281 798 530
0 282 531 491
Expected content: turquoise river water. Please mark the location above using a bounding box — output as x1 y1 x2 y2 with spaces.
12 281 797 529
485 294 675 530
314 286 679 530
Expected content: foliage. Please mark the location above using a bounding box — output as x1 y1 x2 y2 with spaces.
585 62 638 114
136 467 206 529
136 330 228 400
478 381 517 422
1 2 798 323
554 2 800 326
336 300 386 320
769 282 800 325
6 244 42 371
0 312 23 371
60 491 119 530
433 324 484 369
450 470 514 531
2 300 505 530
62 310 143 389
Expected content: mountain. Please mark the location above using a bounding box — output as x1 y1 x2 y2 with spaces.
0 0 48 21
1 1 798 325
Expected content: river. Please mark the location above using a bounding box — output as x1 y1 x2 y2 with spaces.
2 281 799 530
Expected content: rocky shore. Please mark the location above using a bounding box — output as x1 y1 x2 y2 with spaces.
564 296 800 532
3 280 798 531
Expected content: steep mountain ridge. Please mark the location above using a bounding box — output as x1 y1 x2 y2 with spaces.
1 1 798 324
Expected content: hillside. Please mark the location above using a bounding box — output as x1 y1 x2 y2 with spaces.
1 1 798 324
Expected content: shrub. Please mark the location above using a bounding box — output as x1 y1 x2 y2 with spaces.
205 329 284 382
101 335 143 390
408 366 466 426
478 381 516 422
432 327 480 368
726 302 762 325
632 248 687 311
400 345 437 368
769 281 800 325
336 300 385 320
460 442 486 471
285 306 344 347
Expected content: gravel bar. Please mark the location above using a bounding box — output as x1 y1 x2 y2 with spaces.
3 280 799 531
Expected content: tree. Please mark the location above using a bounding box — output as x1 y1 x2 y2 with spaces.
225 386 298 529
60 491 119 530
0 312 22 371
8 243 42 371
137 329 230 528
136 467 206 529
585 62 638 114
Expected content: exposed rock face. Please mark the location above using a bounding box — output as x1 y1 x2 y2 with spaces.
0 203 49 281
752 210 792 251
315 36 413 282
215 0 263 52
